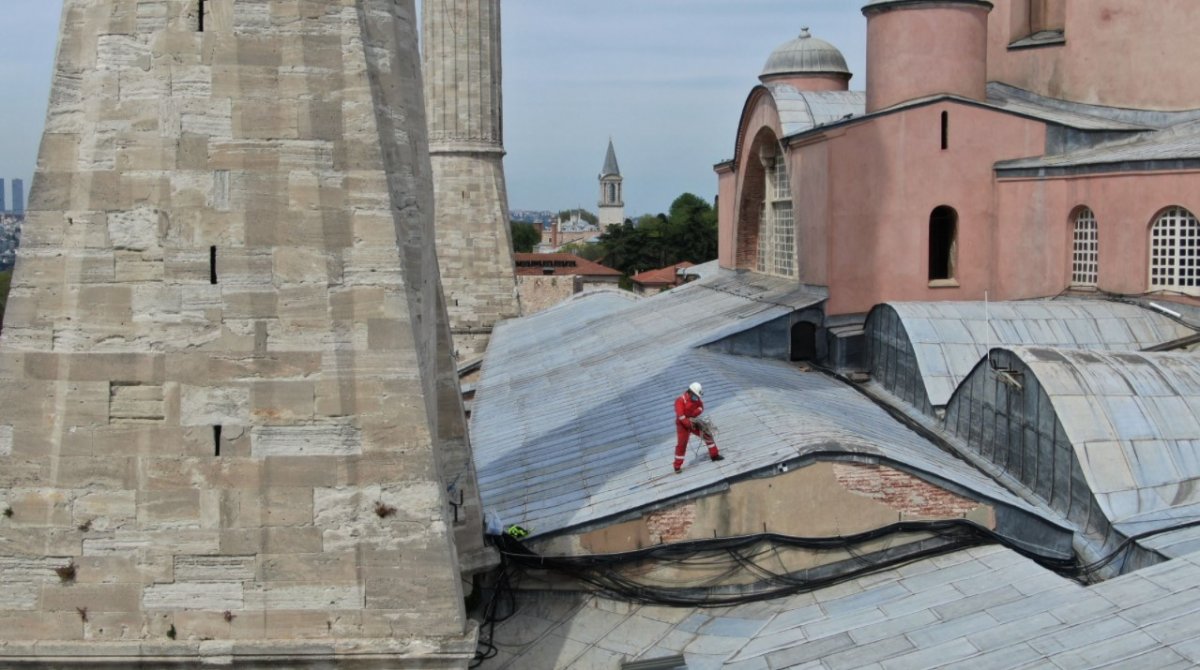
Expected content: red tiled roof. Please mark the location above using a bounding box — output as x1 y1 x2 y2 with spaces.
514 253 622 277
631 262 695 286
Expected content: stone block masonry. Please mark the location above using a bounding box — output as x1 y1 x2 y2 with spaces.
423 0 521 359
0 0 478 666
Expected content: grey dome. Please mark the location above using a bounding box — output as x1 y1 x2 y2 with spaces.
761 28 850 79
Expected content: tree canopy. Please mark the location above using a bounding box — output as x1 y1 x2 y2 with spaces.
597 193 717 277
510 222 541 253
556 209 598 226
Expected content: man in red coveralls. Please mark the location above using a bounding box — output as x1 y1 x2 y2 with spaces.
674 382 724 473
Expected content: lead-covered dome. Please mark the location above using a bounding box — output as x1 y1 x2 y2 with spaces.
761 28 851 80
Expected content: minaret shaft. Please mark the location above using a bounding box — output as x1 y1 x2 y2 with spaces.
423 0 521 357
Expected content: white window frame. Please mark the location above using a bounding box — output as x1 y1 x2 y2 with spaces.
1150 206 1200 295
1071 207 1098 287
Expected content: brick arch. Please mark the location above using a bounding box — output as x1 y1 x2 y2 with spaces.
735 127 781 269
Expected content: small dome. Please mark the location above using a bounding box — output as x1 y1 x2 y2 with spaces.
761 28 850 79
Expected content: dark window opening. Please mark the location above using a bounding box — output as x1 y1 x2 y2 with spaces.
790 322 818 362
929 206 958 281
209 246 218 284
198 0 206 32
940 111 949 151
213 425 222 456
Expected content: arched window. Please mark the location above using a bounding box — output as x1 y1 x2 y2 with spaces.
756 153 795 278
1071 207 1098 287
1150 206 1200 295
929 206 958 282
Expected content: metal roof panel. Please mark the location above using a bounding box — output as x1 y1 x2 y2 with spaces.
472 271 1049 538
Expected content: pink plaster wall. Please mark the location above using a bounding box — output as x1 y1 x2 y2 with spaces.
716 165 736 269
759 74 850 92
995 172 1200 298
792 139 830 285
820 102 1045 315
866 4 990 112
987 0 1200 110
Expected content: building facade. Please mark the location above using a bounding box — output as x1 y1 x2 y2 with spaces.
11 179 23 215
718 0 1200 319
513 252 621 314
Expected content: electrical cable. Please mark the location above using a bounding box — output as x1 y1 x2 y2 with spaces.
469 564 519 668
472 516 1200 661
490 519 1073 609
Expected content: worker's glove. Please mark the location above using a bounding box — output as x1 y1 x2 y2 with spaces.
679 416 692 430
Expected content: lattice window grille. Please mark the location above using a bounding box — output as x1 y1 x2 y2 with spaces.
756 201 768 273
1150 207 1200 294
755 154 796 278
773 154 791 199
773 202 794 277
1071 208 1098 286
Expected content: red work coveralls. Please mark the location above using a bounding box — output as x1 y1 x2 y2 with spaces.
674 391 719 471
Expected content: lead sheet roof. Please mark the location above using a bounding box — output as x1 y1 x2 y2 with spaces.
881 300 1195 407
1006 346 1200 526
471 272 1053 537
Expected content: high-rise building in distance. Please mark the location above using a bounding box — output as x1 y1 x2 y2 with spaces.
11 179 23 215
0 179 6 213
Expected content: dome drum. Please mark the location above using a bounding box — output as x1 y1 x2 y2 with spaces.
760 28 852 90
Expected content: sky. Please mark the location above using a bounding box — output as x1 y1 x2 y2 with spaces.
0 1 868 217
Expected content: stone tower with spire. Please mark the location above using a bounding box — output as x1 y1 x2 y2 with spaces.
599 139 625 228
423 0 521 354
0 1 479 666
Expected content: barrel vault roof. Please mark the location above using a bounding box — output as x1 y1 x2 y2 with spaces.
874 300 1195 407
1002 347 1200 536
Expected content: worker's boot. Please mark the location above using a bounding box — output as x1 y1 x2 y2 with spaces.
710 454 725 462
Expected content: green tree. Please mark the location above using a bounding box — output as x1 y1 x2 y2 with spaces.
556 209 598 227
510 222 541 253
597 193 718 277
666 192 718 263
558 241 605 262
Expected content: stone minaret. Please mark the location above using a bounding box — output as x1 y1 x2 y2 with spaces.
0 1 478 666
598 139 625 229
423 0 521 354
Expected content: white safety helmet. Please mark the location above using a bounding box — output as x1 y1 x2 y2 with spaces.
689 382 703 397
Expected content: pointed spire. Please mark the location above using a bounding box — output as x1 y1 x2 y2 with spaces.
601 137 621 177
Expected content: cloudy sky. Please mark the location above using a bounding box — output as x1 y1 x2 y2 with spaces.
0 1 868 216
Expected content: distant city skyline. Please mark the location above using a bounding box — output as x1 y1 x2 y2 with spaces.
0 178 25 215
10 178 23 215
0 1 867 216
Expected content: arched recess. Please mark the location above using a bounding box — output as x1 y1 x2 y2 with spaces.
928 205 958 283
1070 206 1098 288
735 127 778 269
1149 205 1200 296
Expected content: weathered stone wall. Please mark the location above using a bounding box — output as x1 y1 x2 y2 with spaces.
423 0 520 358
0 0 475 665
516 275 576 315
529 461 995 588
